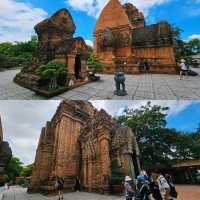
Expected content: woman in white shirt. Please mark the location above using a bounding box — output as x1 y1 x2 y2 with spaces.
179 59 188 80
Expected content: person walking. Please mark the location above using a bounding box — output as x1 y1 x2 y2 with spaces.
151 169 171 200
134 176 154 200
124 176 135 200
179 59 189 80
165 174 178 200
56 176 64 200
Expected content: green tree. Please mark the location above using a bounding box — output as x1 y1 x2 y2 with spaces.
0 42 13 56
188 38 200 54
87 51 102 72
36 59 67 90
118 102 170 168
118 103 200 169
5 157 23 182
20 164 33 177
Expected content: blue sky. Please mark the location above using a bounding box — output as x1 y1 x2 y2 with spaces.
166 101 200 132
0 0 200 44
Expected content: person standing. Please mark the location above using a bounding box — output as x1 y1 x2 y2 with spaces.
151 169 171 200
179 59 189 80
74 176 81 192
134 176 154 200
124 176 135 200
56 176 64 200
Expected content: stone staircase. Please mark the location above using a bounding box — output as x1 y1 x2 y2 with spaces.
40 176 76 195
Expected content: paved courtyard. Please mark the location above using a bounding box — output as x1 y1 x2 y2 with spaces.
2 186 121 200
1 69 200 100
2 185 200 200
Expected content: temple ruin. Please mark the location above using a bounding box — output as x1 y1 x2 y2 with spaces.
14 9 88 90
29 100 140 194
0 116 12 186
94 0 177 74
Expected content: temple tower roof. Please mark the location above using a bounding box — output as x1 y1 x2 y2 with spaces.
94 0 131 33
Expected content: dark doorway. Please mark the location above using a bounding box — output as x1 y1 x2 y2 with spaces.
74 54 81 79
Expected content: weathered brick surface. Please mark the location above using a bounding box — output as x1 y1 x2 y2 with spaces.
29 101 140 194
94 0 177 74
14 9 88 90
0 116 12 185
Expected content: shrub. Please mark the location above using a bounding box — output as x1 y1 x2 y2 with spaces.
36 60 67 90
87 52 102 72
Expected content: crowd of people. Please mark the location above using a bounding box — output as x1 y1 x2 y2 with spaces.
124 169 178 200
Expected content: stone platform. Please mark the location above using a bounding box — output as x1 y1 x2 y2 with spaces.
0 69 200 100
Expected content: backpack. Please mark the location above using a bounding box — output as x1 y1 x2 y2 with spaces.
135 184 147 200
168 182 178 198
58 178 64 186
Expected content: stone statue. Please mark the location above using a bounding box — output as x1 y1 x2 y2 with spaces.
114 69 127 96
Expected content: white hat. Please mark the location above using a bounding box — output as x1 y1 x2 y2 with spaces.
125 176 132 182
181 59 185 63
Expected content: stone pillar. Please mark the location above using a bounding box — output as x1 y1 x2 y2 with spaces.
67 54 76 78
99 128 111 193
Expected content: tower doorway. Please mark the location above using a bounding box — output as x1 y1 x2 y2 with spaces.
74 54 81 79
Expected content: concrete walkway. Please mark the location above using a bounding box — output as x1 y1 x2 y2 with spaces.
2 185 200 200
1 69 200 100
2 186 121 200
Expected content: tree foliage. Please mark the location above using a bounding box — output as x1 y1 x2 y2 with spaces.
20 164 33 177
172 26 200 67
118 102 200 169
4 157 23 182
87 50 102 72
0 36 38 70
36 59 67 90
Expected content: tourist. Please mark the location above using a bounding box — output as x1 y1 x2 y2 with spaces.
179 59 189 80
149 177 163 200
165 174 178 200
140 170 149 182
124 176 135 200
56 176 64 200
134 175 154 200
151 169 171 200
74 176 81 192
4 182 8 190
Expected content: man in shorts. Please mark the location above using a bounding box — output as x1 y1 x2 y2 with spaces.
124 176 135 200
56 176 64 200
179 59 188 80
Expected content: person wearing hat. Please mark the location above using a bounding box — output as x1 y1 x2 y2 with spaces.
179 59 188 80
134 175 154 200
124 176 135 200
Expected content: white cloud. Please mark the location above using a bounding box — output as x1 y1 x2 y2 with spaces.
65 0 170 18
0 0 47 43
85 39 93 47
91 100 196 117
189 34 200 40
